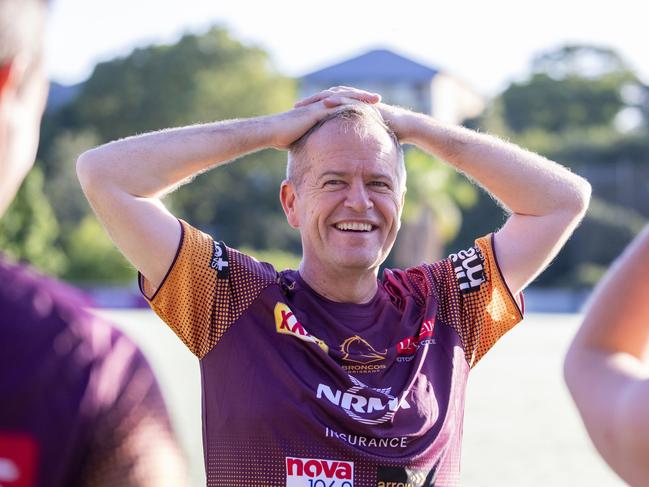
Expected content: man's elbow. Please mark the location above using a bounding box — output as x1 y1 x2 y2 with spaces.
76 148 105 193
561 174 592 219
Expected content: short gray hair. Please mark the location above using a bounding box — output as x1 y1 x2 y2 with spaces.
287 105 406 191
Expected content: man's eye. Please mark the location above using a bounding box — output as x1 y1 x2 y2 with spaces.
369 181 390 189
324 180 344 187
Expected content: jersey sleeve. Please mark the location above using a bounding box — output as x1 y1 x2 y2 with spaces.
139 219 277 358
426 233 524 368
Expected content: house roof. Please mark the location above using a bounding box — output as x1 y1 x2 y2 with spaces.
302 49 439 83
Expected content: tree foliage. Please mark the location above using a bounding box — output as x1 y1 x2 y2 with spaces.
32 26 298 283
459 44 649 287
0 167 67 275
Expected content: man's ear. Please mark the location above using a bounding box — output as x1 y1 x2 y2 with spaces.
280 179 300 229
0 59 19 100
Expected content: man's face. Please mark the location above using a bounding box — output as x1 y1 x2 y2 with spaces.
0 50 48 216
283 119 404 276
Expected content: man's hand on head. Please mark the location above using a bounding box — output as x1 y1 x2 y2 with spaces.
269 86 382 151
374 103 419 143
294 86 418 144
294 86 381 109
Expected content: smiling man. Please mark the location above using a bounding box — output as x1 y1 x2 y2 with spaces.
78 86 590 486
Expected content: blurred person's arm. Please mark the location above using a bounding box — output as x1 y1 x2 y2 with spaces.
564 225 649 487
376 104 590 296
76 91 379 294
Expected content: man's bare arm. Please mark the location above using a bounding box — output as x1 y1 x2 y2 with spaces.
378 105 591 296
77 91 379 292
564 226 649 487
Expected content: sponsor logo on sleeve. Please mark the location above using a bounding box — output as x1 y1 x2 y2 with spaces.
376 465 438 487
316 375 410 425
286 456 353 487
275 303 329 353
340 336 387 373
0 433 38 487
396 319 436 363
210 241 229 278
448 246 485 294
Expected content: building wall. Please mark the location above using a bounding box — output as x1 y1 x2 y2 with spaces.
430 74 485 125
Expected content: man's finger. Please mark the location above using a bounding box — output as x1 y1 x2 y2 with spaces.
322 96 369 108
294 92 332 108
295 89 381 108
328 86 381 101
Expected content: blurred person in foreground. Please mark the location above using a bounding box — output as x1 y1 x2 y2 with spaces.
78 85 590 486
0 1 187 485
565 225 649 487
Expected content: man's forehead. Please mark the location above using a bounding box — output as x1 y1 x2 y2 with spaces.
305 118 396 159
314 167 395 179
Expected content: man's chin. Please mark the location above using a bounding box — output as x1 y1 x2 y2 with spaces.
331 253 383 273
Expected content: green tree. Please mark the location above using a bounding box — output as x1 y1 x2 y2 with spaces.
0 167 67 275
460 43 649 287
42 129 101 233
63 215 134 284
36 26 299 282
391 148 478 267
51 26 295 142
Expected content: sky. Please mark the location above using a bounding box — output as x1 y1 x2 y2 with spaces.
46 0 648 97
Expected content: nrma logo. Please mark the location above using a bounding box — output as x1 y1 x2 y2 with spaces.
274 302 328 353
316 375 410 425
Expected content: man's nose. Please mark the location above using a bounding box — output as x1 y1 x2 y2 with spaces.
344 181 373 212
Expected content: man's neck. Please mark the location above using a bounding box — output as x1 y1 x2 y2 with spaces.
298 262 379 304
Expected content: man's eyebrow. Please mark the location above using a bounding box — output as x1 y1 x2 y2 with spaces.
368 172 392 180
316 171 393 180
317 171 349 180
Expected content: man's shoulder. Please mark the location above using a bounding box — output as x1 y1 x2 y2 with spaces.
0 256 90 325
381 258 452 305
0 256 141 363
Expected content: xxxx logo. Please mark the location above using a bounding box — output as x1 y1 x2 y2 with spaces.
274 302 328 353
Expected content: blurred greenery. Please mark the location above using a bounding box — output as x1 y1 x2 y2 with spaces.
239 247 301 271
34 26 297 283
64 216 135 284
3 31 648 289
0 167 67 275
392 147 478 267
458 44 649 286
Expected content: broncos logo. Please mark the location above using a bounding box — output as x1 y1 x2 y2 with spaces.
340 336 387 364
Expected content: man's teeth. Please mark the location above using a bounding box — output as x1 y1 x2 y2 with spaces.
335 222 373 232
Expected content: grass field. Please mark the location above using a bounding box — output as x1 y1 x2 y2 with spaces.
98 310 625 487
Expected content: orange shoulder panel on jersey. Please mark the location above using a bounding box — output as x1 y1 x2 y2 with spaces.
427 233 523 368
140 219 277 359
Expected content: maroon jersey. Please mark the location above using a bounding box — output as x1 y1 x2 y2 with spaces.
142 220 523 487
0 256 187 487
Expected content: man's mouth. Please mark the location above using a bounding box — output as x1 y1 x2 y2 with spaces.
334 222 375 232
